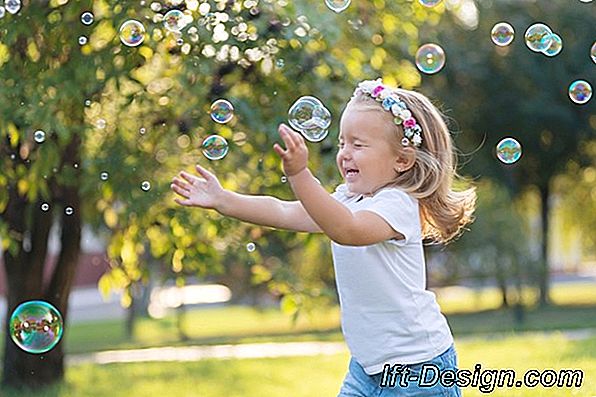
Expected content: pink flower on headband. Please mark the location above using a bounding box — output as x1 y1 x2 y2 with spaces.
403 118 417 128
372 85 385 98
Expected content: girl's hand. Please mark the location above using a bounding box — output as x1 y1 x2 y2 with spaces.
273 123 309 177
171 165 224 210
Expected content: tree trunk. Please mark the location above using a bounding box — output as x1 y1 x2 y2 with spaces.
538 184 550 306
1 135 82 389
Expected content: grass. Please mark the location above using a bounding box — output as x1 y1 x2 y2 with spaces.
1 333 594 396
56 281 596 354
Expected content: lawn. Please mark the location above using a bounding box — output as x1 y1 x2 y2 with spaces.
1 333 594 397
57 281 596 354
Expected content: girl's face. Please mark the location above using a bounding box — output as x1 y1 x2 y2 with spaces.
336 106 402 196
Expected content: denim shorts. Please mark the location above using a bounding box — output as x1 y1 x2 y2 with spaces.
337 345 462 397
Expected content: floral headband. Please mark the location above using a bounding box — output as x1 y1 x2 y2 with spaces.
353 79 423 147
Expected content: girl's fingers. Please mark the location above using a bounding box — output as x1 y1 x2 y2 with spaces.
171 177 191 190
171 183 190 198
195 164 214 180
180 171 201 184
273 143 286 158
174 197 191 206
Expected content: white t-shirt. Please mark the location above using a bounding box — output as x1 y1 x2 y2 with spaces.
330 184 453 375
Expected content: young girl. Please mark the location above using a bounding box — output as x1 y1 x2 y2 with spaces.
171 78 476 396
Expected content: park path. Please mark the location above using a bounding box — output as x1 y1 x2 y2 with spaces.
66 328 596 366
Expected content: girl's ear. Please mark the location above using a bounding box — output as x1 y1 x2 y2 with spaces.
394 146 416 173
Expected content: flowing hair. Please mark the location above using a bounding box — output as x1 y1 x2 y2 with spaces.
348 89 476 245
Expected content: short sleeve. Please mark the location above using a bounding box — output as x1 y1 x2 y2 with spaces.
361 188 421 246
331 184 357 202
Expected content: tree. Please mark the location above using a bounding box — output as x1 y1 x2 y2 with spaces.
1 0 439 389
421 0 595 304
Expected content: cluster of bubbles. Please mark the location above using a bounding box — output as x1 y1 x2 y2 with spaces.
119 20 146 47
324 0 351 13
9 300 64 354
524 23 564 57
288 96 332 142
0 0 20 18
415 43 446 74
202 135 229 160
496 138 522 164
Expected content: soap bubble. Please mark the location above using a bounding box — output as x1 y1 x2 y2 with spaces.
100 172 109 181
288 96 332 142
34 130 46 143
210 99 234 124
96 119 106 129
80 11 94 25
496 137 522 164
590 41 596 64
5 0 20 14
40 203 50 212
163 9 188 32
140 127 146 135
9 300 64 354
246 242 256 252
418 0 442 6
65 207 74 216
281 175 287 183
325 0 351 13
0 7 5 18
141 181 152 191
119 20 146 47
202 135 229 160
542 33 562 57
524 23 552 53
78 36 88 46
491 22 514 46
415 43 446 74
568 80 592 105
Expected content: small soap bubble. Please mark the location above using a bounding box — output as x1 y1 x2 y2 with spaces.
84 99 91 106
542 33 562 57
176 38 184 46
347 19 363 30
568 80 592 105
288 96 332 142
96 119 106 129
40 203 50 212
100 172 109 181
415 43 446 74
9 300 64 354
5 0 20 14
0 7 6 18
210 99 234 124
418 0 442 6
325 0 351 13
34 130 46 143
496 137 522 164
163 9 188 32
78 36 88 46
524 23 553 53
491 22 514 46
201 135 229 160
141 181 151 191
275 59 285 69
80 11 94 25
246 242 256 252
65 207 74 216
119 20 146 47
281 176 287 183
590 41 596 64
140 127 146 135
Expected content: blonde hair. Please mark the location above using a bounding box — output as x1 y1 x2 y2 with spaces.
347 89 476 245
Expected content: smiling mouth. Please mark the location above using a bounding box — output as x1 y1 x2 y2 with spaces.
345 169 359 177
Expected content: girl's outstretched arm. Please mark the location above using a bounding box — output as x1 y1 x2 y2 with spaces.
171 165 322 233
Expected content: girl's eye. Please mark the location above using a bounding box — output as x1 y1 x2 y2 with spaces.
354 144 364 148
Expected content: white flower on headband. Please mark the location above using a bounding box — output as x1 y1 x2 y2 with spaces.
353 79 423 148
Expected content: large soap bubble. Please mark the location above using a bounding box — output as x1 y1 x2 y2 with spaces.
10 300 64 354
288 96 332 142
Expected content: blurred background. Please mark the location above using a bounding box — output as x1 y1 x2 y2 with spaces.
0 0 594 396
